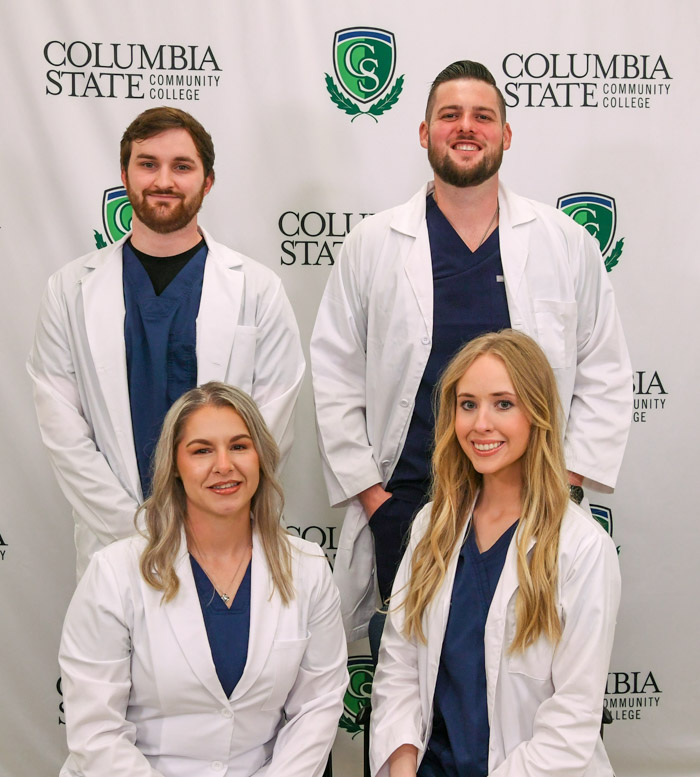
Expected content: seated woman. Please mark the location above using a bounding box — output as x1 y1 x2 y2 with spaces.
59 382 348 777
370 330 621 777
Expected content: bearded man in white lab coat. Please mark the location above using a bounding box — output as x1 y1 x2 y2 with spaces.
28 107 305 579
310 60 631 641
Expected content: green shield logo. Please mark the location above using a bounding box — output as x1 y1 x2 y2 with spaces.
557 192 617 256
339 655 374 737
102 186 133 243
590 504 613 536
333 28 396 104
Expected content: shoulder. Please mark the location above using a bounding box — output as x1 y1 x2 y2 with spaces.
203 230 285 294
558 502 618 572
44 242 122 295
286 533 329 569
84 533 147 584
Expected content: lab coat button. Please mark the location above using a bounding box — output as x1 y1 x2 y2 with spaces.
221 708 232 718
211 761 224 771
381 459 391 467
400 399 409 407
421 336 430 345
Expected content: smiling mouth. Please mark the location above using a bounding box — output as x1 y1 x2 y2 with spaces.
472 441 504 453
453 142 480 152
209 481 241 493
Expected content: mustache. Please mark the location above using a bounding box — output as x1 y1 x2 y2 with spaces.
144 188 184 199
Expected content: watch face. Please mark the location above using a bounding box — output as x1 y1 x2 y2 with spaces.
569 485 584 505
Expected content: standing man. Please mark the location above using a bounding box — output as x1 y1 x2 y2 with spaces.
311 61 631 640
29 107 305 578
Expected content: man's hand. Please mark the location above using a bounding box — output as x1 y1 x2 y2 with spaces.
358 483 392 520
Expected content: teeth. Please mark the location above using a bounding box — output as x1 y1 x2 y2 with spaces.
474 442 503 451
454 143 478 150
211 482 238 489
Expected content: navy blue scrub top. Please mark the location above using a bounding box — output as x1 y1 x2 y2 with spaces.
423 520 518 777
123 241 207 497
387 195 511 504
190 555 251 698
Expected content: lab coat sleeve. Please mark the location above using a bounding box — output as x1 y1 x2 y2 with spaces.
490 525 621 777
265 547 348 777
310 226 382 506
27 276 140 547
369 526 426 777
564 229 632 491
249 275 305 470
59 551 165 777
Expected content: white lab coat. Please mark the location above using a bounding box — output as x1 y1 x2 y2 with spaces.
310 182 631 639
59 530 348 777
28 228 305 578
370 502 621 777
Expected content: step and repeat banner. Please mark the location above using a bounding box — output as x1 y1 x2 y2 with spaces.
1 1 698 775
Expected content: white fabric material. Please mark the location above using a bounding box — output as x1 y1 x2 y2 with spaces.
311 182 631 639
59 532 347 777
370 502 621 777
28 228 305 578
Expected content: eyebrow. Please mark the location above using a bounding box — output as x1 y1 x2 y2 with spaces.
185 434 252 447
457 391 517 399
133 152 197 163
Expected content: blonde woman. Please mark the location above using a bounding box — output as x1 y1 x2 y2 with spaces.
59 382 347 777
370 331 620 777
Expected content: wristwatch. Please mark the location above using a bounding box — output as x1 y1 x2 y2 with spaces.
569 484 584 505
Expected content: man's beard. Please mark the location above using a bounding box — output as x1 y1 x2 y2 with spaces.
126 182 205 234
427 139 503 188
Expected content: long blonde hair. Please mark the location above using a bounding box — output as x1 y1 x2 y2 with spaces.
402 330 569 651
138 382 293 604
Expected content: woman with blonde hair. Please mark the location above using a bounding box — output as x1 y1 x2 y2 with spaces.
370 330 620 777
59 382 347 777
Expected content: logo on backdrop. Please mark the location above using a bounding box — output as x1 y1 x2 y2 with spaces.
43 41 222 100
633 370 668 423
93 186 132 248
278 210 373 266
557 193 624 272
325 28 404 122
605 670 663 721
57 676 65 725
339 656 374 737
286 523 339 567
590 504 620 554
0 530 7 562
501 53 672 109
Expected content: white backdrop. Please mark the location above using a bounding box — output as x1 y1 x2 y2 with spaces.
1 1 698 775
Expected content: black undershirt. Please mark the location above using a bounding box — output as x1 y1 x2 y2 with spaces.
127 237 206 296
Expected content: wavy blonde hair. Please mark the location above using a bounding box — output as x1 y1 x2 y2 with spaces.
402 330 569 651
137 382 293 604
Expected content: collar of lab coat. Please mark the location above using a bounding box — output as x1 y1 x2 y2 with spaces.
79 226 246 499
163 523 282 707
388 181 538 325
420 500 536 721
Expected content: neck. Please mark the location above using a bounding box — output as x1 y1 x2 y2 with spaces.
432 176 500 251
475 469 522 522
185 510 253 561
129 219 202 257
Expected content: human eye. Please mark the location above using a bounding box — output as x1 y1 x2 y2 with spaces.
460 399 476 411
231 442 249 452
496 399 513 410
175 163 192 171
192 446 212 455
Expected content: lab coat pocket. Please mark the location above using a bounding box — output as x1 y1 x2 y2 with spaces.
227 325 258 392
261 634 311 711
533 300 577 370
507 634 555 681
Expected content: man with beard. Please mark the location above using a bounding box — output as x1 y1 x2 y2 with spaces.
310 60 631 641
28 107 305 578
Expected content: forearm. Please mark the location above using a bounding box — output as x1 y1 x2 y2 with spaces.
389 744 418 777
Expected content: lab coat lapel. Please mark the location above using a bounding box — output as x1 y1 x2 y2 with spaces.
484 531 536 723
391 186 433 335
498 183 536 331
230 533 281 701
81 238 141 497
163 537 230 704
196 229 245 384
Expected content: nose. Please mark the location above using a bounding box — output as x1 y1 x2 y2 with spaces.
474 405 494 432
457 113 477 135
213 447 234 474
154 165 174 190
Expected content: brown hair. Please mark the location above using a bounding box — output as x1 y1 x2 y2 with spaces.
425 60 507 123
120 106 215 180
